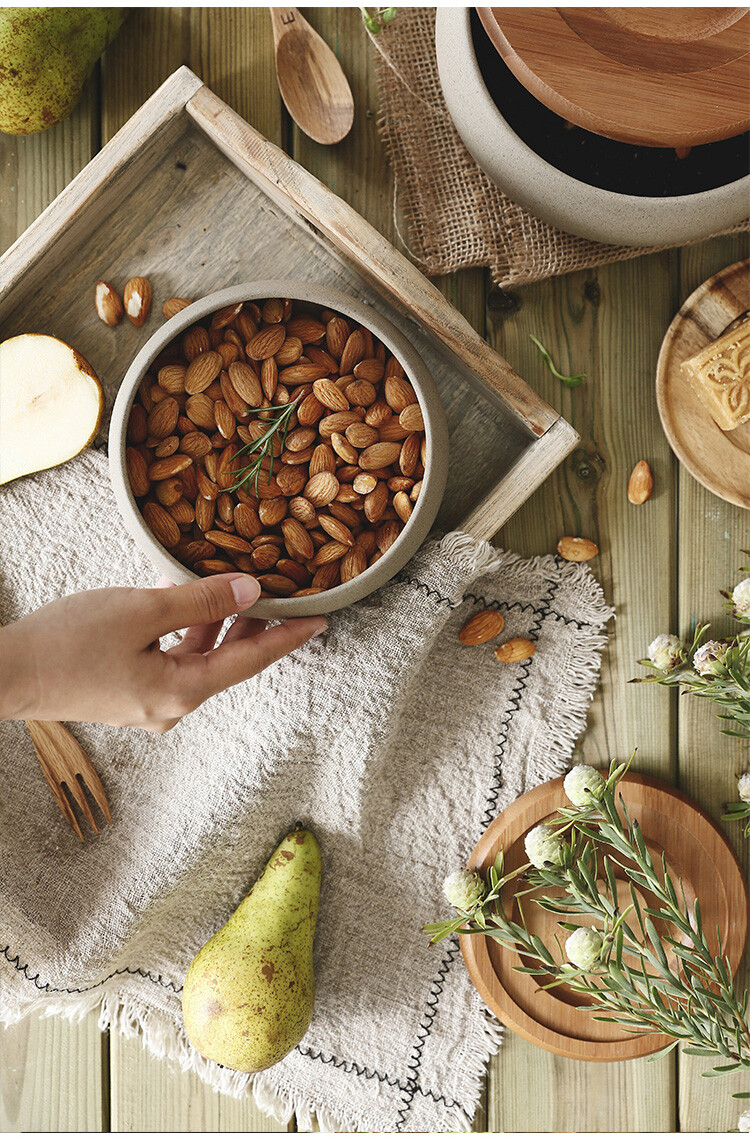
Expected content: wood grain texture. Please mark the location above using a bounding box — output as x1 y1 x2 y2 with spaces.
675 234 750 1134
487 254 679 1130
270 7 354 145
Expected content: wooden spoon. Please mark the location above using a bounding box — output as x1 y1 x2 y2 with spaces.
270 8 354 145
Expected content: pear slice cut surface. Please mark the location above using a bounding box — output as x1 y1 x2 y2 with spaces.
0 334 103 485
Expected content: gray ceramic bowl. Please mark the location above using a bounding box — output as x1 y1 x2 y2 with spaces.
436 7 750 248
110 281 449 618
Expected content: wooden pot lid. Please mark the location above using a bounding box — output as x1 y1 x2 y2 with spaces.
460 772 748 1062
476 7 750 148
656 258 750 509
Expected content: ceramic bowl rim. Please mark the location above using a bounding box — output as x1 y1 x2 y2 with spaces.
109 280 449 619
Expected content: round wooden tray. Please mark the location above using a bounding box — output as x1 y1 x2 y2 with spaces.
460 772 748 1062
656 258 750 509
476 7 750 149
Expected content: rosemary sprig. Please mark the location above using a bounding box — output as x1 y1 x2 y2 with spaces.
227 396 300 498
426 758 750 1077
360 6 397 34
723 800 750 838
529 334 586 388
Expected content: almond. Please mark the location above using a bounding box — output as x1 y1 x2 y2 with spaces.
330 431 359 464
282 517 315 561
289 497 318 526
167 498 195 527
228 361 263 406
399 403 424 432
147 397 179 439
365 399 392 427
627 460 654 505
353 358 385 383
384 376 417 413
247 325 286 360
358 441 402 470
297 393 325 426
179 431 212 459
304 471 340 508
184 350 222 394
157 364 187 394
126 447 150 497
313 378 349 412
156 476 184 507
376 520 401 553
257 573 297 596
340 544 367 583
275 336 303 366
276 558 310 586
318 514 355 547
262 298 285 324
252 544 281 571
214 399 236 440
557 536 599 562
234 503 262 539
183 325 211 361
326 316 350 359
162 297 192 319
210 301 244 331
353 472 378 495
259 497 288 526
143 501 181 549
319 410 362 438
204 530 254 555
127 403 148 444
364 481 389 523
195 559 238 576
345 379 377 407
195 496 216 531
339 330 366 375
495 638 536 663
123 276 152 327
95 281 123 326
346 422 379 449
393 491 413 524
279 363 330 385
285 317 326 343
276 464 308 497
147 454 193 481
312 540 351 567
399 433 420 477
459 609 505 645
185 393 218 431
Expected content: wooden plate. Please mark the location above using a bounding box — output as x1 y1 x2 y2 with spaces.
476 7 750 149
656 258 750 509
460 773 748 1062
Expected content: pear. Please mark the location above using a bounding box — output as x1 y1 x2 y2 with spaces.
0 335 103 485
182 828 321 1073
0 8 126 136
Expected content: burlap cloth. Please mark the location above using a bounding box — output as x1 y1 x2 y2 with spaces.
0 449 614 1132
368 8 749 287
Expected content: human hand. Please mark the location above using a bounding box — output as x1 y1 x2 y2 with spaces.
0 573 326 732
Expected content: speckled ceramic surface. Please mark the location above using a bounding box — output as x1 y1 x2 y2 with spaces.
436 7 750 248
109 281 449 619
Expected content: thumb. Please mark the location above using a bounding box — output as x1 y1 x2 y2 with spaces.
142 573 261 636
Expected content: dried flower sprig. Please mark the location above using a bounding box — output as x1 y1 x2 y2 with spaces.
227 396 300 498
632 624 750 742
529 334 586 388
426 758 750 1077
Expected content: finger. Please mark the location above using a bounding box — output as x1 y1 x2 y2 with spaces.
180 615 327 700
219 614 267 646
140 573 261 637
155 576 175 589
168 620 225 658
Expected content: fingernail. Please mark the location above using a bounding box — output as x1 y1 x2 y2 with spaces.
312 618 328 635
230 575 261 609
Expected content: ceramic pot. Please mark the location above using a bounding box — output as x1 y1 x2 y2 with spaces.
109 280 449 618
436 7 750 247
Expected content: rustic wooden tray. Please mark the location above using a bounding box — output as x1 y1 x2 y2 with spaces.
460 773 748 1062
0 67 576 544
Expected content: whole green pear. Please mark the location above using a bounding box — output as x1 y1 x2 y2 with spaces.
0 8 125 135
182 828 321 1072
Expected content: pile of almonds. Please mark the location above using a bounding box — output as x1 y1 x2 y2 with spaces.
125 297 427 598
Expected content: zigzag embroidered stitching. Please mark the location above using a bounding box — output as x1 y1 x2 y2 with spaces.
396 573 595 631
394 938 461 1131
296 1046 460 1110
2 945 183 994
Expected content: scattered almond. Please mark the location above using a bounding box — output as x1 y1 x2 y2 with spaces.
627 460 654 505
459 609 505 645
95 281 123 326
495 638 536 663
123 277 152 327
556 536 599 562
162 297 192 320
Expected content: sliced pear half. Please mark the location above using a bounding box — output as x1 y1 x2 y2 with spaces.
0 334 104 485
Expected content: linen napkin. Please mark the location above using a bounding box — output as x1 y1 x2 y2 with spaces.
0 449 613 1132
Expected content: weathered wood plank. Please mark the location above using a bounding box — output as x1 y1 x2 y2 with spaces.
487 254 679 1131
0 74 106 1136
676 234 750 1134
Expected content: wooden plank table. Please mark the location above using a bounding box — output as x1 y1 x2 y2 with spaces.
0 8 747 1133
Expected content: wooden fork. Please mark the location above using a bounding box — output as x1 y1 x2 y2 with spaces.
24 719 112 841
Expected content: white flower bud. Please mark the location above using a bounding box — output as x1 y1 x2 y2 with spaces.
524 824 564 869
565 926 604 971
442 869 485 913
739 1109 750 1133
738 773 750 803
732 577 750 616
564 764 606 808
647 634 685 672
693 640 727 677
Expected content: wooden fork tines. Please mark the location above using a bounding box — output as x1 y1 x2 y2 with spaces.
25 719 112 841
